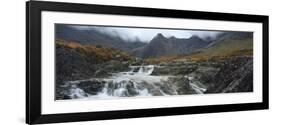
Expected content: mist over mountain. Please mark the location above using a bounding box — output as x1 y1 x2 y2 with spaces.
206 32 253 48
56 25 147 52
56 24 252 59
59 24 223 41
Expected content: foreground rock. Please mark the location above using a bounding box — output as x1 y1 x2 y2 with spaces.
204 56 253 93
150 56 253 94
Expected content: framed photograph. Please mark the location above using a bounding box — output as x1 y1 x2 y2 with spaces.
26 1 269 124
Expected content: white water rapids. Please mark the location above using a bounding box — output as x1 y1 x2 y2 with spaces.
66 65 206 100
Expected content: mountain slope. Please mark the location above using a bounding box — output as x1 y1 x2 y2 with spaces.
143 32 253 64
190 32 253 58
56 39 133 82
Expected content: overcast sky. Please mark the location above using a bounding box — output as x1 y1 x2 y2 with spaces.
70 25 223 42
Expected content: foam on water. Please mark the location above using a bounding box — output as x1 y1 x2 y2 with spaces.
65 65 206 99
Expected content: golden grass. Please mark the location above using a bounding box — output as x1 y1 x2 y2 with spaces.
56 39 132 62
144 48 253 64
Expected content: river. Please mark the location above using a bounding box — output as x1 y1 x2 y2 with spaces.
64 65 206 100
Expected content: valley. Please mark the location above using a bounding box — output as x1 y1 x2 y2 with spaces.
55 24 253 100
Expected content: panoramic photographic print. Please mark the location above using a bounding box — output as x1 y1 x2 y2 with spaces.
55 24 253 100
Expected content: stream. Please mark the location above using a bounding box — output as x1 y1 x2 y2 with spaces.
64 65 206 99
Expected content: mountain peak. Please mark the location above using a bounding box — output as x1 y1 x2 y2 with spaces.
149 33 169 46
134 33 209 58
153 33 165 39
157 33 164 36
189 35 201 39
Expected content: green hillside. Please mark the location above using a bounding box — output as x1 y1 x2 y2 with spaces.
144 38 253 64
197 38 253 57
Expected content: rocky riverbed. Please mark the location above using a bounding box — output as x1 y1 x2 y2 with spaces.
56 55 253 100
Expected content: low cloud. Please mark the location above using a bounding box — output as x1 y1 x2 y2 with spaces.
70 25 222 42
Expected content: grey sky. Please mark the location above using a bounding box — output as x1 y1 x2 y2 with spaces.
71 25 223 42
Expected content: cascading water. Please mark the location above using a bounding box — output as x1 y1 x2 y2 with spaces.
128 65 155 75
95 78 153 98
64 65 207 100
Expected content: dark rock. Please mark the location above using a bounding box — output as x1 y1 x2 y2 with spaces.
76 80 105 95
152 63 198 76
205 57 253 93
163 77 197 95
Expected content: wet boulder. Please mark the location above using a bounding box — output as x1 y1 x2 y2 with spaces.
76 80 105 95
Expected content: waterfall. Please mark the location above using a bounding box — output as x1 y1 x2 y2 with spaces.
96 79 152 97
65 70 174 99
129 65 155 75
68 85 89 99
63 65 207 100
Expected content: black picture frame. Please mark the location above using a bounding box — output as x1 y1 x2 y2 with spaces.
26 1 269 124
